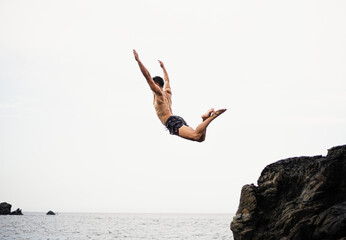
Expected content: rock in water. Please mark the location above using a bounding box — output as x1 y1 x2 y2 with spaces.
231 145 346 240
0 202 12 215
10 208 23 215
46 211 55 215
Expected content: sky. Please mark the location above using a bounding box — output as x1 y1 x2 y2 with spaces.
1 0 346 213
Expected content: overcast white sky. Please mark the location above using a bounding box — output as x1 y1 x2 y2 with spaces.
1 0 346 213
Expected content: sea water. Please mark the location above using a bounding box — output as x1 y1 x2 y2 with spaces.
0 213 234 239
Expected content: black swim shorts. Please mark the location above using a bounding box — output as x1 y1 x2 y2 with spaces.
165 115 189 136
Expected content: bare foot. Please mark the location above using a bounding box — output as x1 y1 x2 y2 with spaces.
211 109 227 118
201 108 214 121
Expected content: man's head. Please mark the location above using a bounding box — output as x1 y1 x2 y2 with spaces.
153 76 164 88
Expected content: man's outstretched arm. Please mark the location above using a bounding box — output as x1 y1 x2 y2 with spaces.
159 60 171 94
133 50 161 94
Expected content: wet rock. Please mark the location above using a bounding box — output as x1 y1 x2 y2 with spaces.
0 202 12 215
231 144 346 240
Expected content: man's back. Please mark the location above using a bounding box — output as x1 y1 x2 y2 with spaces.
153 90 172 125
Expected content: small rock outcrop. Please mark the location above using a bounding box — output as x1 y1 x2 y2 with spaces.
0 202 12 215
10 208 23 215
46 211 55 215
231 145 346 240
0 202 23 215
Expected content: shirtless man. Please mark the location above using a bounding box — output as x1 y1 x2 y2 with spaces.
133 49 226 142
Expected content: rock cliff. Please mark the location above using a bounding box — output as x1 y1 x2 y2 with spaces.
231 145 346 240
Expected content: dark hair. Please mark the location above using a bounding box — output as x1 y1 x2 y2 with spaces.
153 76 164 88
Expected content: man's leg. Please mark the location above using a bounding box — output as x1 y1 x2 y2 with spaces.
198 108 214 142
178 109 226 142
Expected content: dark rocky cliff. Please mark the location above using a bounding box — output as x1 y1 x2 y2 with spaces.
231 145 346 240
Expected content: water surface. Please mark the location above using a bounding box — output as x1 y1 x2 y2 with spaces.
0 213 234 239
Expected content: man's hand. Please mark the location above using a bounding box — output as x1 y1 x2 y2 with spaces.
133 49 139 61
158 60 164 68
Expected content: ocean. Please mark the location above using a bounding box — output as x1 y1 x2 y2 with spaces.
0 213 234 239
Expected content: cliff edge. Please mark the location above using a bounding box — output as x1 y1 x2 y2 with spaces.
231 145 346 240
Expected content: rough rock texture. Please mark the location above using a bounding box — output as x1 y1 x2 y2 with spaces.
0 202 12 215
46 211 55 215
10 208 23 215
231 145 346 240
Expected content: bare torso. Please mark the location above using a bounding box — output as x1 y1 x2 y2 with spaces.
153 90 173 125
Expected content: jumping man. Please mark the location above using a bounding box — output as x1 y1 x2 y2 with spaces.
133 49 226 142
